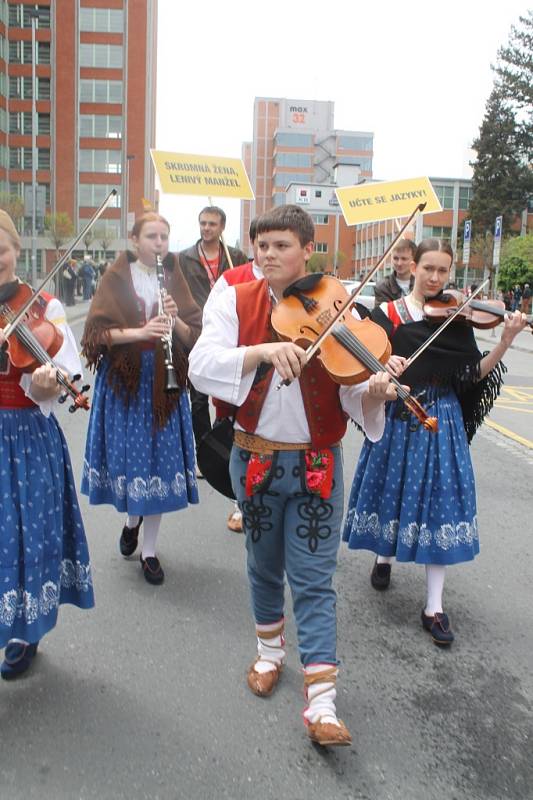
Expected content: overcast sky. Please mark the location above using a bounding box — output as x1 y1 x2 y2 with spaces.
155 0 529 252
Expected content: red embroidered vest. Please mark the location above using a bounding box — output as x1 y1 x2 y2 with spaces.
223 261 255 287
223 279 347 449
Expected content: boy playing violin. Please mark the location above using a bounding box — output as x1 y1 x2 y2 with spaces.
189 205 401 746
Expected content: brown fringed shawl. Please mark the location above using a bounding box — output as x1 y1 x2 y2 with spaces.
82 251 202 429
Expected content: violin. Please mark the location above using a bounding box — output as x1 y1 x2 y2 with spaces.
424 289 533 333
0 282 90 412
271 275 438 432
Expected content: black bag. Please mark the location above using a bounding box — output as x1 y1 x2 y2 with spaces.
196 417 235 499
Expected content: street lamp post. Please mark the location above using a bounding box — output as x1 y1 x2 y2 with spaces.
123 154 134 249
29 9 39 286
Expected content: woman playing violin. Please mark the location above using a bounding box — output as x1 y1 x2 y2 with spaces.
0 210 94 679
343 238 527 646
81 213 202 585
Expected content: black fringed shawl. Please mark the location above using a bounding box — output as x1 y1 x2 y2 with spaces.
372 306 506 443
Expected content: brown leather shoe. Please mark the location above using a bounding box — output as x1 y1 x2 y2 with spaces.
246 660 282 697
307 718 352 747
227 508 244 533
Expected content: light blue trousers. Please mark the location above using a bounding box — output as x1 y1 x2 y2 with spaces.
230 445 343 666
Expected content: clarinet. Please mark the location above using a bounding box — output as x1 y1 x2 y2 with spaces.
155 255 180 393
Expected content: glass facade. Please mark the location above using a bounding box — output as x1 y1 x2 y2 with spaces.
433 184 454 209
79 79 123 103
79 148 122 173
275 132 313 147
79 44 123 69
80 114 122 138
338 134 373 151
459 186 472 210
275 152 313 167
79 8 124 33
79 184 121 207
274 171 310 187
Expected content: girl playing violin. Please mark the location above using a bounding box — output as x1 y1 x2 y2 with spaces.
189 204 401 747
0 210 94 679
81 213 202 585
343 238 527 645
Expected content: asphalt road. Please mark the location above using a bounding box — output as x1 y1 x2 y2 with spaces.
1 317 532 800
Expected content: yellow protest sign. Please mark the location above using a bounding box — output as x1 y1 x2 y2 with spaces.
336 177 441 226
151 150 254 200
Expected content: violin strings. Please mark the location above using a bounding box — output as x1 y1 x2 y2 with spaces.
6 311 73 397
332 324 409 401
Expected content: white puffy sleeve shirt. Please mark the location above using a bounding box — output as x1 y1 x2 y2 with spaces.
189 285 386 444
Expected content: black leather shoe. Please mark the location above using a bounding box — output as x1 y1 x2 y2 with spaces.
140 555 164 585
370 558 391 590
1 641 39 680
421 610 454 646
119 516 143 557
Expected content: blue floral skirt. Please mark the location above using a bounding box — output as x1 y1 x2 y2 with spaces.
81 351 199 515
0 409 94 648
343 388 479 565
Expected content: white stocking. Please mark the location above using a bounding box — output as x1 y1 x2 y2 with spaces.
126 515 140 529
377 555 393 564
141 514 162 559
425 564 446 615
303 664 340 727
253 621 285 675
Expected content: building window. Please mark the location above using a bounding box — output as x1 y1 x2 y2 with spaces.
8 4 50 28
79 149 122 174
315 243 328 253
459 186 472 210
9 111 50 135
80 79 123 103
79 184 121 207
275 132 313 147
432 184 455 210
0 32 6 61
337 135 373 151
422 225 452 240
11 76 49 100
275 152 313 168
335 155 372 172
79 43 123 69
273 171 310 187
312 214 329 225
9 180 50 206
8 39 50 65
79 114 123 139
0 108 7 134
9 146 50 170
79 8 124 33
80 218 121 241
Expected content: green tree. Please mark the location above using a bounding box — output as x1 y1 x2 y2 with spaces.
469 86 532 235
493 10 533 161
497 233 533 290
0 193 24 229
306 253 328 273
44 212 74 257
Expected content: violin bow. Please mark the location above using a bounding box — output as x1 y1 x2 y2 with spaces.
405 279 489 368
2 189 117 339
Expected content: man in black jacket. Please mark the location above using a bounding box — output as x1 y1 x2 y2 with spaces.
179 206 248 450
374 238 416 306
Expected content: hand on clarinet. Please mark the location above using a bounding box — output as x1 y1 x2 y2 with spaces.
162 294 178 320
142 316 173 341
